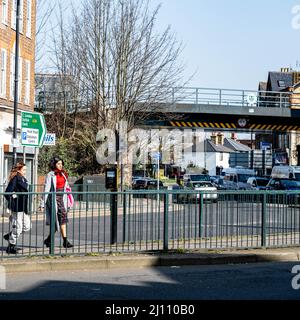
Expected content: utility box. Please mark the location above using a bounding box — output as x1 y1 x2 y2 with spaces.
82 175 106 202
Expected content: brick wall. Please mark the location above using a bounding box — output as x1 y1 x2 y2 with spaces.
0 0 36 112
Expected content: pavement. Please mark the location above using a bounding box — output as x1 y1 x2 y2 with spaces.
1 246 300 273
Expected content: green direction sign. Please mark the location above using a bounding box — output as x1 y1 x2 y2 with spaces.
21 111 46 147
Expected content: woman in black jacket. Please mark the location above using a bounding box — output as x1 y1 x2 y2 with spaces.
3 162 31 254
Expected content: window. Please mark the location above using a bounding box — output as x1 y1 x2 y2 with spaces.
219 152 224 161
2 0 8 24
11 0 23 32
24 60 30 104
10 53 14 98
278 80 286 88
10 53 22 102
0 49 7 97
19 0 23 32
11 0 16 28
25 0 31 37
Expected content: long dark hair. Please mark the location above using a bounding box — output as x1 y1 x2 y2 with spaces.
8 162 26 181
49 156 68 177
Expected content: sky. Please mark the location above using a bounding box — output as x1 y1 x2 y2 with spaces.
149 0 300 90
41 0 300 90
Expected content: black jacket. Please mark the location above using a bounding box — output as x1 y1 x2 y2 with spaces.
4 174 29 214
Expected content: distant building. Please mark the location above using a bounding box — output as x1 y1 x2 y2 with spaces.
257 67 300 165
35 73 77 113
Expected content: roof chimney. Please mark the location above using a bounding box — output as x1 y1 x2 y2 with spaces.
211 133 217 145
217 132 224 145
231 133 237 140
280 67 291 73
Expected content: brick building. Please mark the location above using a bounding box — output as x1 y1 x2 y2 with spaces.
0 0 36 185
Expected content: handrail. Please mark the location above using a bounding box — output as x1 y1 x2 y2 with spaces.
34 86 300 112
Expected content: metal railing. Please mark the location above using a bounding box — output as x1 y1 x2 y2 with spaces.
1 189 300 258
168 87 296 108
34 87 300 113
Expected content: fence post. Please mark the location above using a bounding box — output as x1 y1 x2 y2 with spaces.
163 192 169 251
198 193 203 238
196 88 199 105
279 92 282 108
122 192 126 243
110 192 118 245
261 193 267 247
50 190 56 255
242 90 245 106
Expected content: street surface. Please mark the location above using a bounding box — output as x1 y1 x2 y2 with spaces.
0 262 300 299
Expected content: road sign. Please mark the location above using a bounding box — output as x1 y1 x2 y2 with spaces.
246 94 257 106
43 133 56 146
21 111 46 147
11 138 21 148
151 152 161 160
260 142 271 151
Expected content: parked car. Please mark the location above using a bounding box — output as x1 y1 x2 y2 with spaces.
175 181 218 203
266 178 300 191
221 167 255 190
266 178 300 204
132 178 164 190
271 166 300 181
247 177 270 190
211 176 227 190
132 178 165 198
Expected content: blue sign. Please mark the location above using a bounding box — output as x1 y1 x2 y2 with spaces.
152 152 161 160
43 133 56 146
260 142 271 151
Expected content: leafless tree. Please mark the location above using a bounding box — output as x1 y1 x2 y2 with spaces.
47 0 189 181
35 0 57 71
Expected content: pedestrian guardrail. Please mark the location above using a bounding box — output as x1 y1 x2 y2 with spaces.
34 87 300 113
1 189 300 258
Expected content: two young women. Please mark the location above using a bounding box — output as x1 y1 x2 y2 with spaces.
3 156 73 254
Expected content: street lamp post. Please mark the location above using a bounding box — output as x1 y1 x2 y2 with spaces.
12 0 21 166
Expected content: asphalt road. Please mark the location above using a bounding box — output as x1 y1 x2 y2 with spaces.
0 262 300 300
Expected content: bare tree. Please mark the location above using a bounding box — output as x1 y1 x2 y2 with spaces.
35 0 57 71
47 0 189 181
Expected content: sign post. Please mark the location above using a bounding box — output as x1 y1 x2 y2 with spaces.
152 152 161 209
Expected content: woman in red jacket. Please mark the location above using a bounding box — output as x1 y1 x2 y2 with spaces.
43 156 73 248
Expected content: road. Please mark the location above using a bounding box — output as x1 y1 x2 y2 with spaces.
0 262 300 300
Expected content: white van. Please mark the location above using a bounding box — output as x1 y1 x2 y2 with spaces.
271 166 300 181
221 167 255 190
